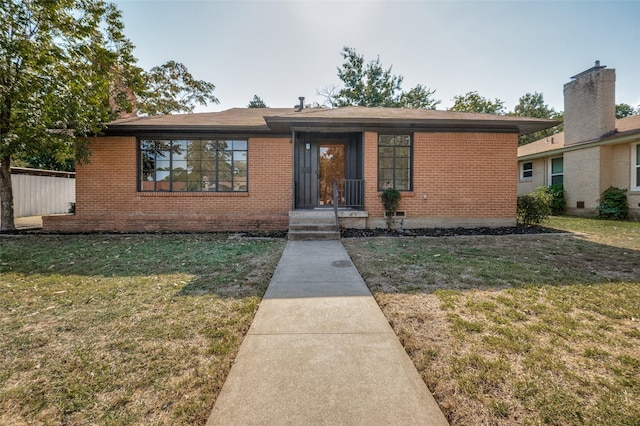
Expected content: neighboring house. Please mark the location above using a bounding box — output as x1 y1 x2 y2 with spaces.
43 105 555 232
518 62 640 218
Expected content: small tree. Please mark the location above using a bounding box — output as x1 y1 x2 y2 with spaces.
381 188 401 229
247 95 267 108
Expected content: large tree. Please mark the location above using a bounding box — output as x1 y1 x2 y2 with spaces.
511 92 563 145
323 47 440 109
449 91 506 115
1 0 142 231
136 60 218 116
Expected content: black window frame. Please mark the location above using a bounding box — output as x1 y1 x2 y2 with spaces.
377 134 413 191
138 138 248 193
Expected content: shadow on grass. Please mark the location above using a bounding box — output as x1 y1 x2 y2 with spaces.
0 234 285 300
343 232 640 295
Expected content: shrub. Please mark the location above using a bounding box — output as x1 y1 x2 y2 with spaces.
381 188 401 229
546 184 566 216
517 187 552 226
597 187 628 220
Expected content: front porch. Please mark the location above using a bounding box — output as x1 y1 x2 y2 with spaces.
294 132 365 210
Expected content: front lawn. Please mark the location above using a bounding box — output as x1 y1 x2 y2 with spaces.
343 217 640 425
0 234 284 425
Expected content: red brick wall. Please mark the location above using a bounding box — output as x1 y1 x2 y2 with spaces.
363 131 518 222
45 136 292 232
45 130 518 232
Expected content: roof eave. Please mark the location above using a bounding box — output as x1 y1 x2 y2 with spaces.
518 130 640 161
265 117 560 135
103 124 274 136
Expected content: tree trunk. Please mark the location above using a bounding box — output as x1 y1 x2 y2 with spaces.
0 154 16 231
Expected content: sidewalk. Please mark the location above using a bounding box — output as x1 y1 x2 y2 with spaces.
207 240 448 425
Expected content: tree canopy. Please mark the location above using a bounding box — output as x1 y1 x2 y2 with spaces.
616 103 638 119
449 91 506 115
323 47 440 109
1 0 221 229
1 0 144 230
137 61 218 116
511 92 563 145
247 95 268 108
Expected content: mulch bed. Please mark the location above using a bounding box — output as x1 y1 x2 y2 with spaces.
340 225 567 238
4 226 566 239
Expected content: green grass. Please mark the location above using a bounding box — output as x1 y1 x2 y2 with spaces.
344 217 640 426
0 234 284 425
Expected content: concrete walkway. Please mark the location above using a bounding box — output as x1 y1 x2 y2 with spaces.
207 240 448 425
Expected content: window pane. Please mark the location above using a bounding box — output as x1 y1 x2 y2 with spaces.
395 156 411 170
551 158 563 174
233 151 247 161
172 141 187 161
233 140 247 150
523 162 532 171
396 147 410 158
156 170 170 182
395 135 411 146
523 170 533 178
395 180 410 191
219 171 232 191
138 139 247 192
551 175 563 186
187 181 204 191
379 168 394 181
396 167 410 181
379 146 394 157
173 160 187 172
378 135 395 146
156 160 170 172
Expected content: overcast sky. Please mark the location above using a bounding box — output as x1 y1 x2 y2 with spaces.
111 0 640 113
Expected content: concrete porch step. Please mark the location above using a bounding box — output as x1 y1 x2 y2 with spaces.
287 230 340 241
288 210 339 240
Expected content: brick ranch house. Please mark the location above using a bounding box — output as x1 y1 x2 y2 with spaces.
43 105 556 233
518 62 640 218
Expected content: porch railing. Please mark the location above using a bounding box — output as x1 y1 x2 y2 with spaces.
338 179 364 209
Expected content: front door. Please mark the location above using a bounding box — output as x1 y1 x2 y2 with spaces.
319 143 345 206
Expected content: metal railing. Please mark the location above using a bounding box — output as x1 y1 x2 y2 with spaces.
333 179 364 209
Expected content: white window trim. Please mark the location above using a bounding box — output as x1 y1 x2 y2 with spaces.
548 156 563 186
520 161 533 181
632 142 640 191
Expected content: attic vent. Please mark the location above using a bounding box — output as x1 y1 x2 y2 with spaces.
296 97 305 112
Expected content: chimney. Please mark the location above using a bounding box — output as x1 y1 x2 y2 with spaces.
563 61 616 145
